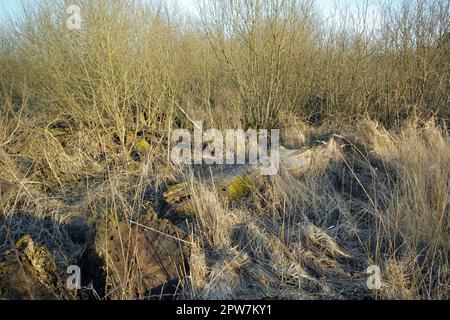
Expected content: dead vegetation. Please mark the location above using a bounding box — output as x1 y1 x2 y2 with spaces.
0 0 448 300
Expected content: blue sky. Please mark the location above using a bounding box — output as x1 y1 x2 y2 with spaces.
0 0 387 25
0 1 377 14
0 0 22 18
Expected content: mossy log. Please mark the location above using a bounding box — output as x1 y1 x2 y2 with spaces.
164 138 341 215
0 235 70 300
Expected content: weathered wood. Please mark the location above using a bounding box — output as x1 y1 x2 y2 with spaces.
164 139 341 213
80 209 190 299
0 180 17 195
0 235 71 300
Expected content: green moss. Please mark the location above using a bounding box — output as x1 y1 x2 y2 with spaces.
166 183 186 192
177 203 196 217
135 138 150 152
226 177 254 201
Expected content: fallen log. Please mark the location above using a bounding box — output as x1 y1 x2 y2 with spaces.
164 138 341 215
79 209 190 299
0 235 71 300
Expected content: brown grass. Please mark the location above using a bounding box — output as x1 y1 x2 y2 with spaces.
0 0 448 300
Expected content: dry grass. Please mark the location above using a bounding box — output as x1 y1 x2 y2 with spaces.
0 0 448 300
